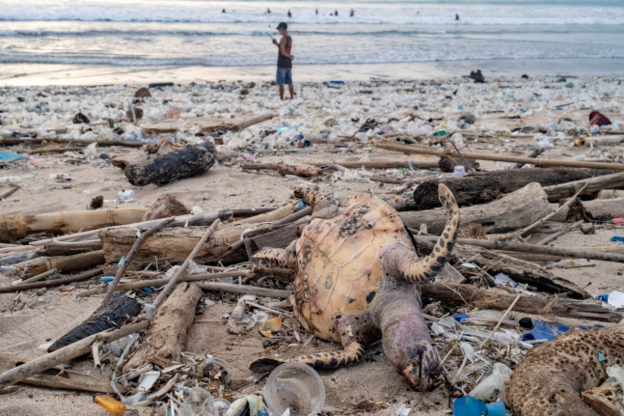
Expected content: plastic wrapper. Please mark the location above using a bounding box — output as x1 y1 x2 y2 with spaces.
469 363 513 402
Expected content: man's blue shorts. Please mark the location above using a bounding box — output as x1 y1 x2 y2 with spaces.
276 67 293 86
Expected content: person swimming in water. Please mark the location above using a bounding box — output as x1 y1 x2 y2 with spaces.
287 10 292 18
456 14 460 20
350 9 354 17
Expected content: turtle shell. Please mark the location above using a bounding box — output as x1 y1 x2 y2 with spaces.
292 193 414 342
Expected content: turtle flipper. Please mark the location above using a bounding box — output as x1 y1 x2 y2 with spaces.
384 184 459 283
249 342 365 372
253 241 297 269
293 188 338 219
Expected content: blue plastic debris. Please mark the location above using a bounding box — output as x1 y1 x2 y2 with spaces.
598 294 609 302
599 352 606 362
99 276 115 283
117 255 126 267
522 320 604 342
330 80 345 85
142 288 154 294
611 236 624 243
454 313 469 323
0 152 27 162
295 201 306 211
276 126 292 133
453 397 508 416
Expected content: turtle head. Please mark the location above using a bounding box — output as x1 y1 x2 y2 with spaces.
293 188 339 219
402 343 442 391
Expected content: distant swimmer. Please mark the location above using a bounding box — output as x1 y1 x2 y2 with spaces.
222 8 226 13
350 9 354 17
316 9 318 15
335 10 339 16
267 8 271 14
288 10 292 18
456 14 460 20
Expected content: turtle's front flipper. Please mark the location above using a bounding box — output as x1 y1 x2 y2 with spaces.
293 188 338 219
253 240 297 269
384 184 459 283
249 341 365 373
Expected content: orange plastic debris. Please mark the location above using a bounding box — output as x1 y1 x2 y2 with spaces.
94 395 126 414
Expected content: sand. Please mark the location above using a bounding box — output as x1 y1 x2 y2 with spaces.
0 74 623 415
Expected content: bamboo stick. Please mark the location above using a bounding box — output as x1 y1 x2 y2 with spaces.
12 250 105 278
232 203 294 225
0 320 149 388
104 217 174 304
375 140 624 171
1 267 103 293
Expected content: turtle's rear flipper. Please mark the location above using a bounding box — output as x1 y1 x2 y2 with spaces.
384 184 459 283
251 342 365 372
293 188 338 219
253 240 297 269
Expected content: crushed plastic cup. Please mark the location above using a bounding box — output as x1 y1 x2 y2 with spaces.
262 362 325 416
453 166 466 177
178 387 215 416
118 190 135 203
608 291 624 308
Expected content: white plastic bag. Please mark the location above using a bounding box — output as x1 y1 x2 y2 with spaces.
469 363 513 402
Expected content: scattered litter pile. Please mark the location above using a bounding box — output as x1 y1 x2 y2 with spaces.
1 75 624 416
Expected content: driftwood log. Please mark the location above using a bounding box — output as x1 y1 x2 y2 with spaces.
0 320 149 388
414 237 588 299
412 169 611 210
142 194 190 221
10 250 105 278
1 267 103 294
400 182 552 234
123 283 202 373
36 240 102 257
0 352 127 394
241 159 440 171
420 284 621 322
123 141 216 186
0 208 146 243
543 171 624 202
48 297 141 352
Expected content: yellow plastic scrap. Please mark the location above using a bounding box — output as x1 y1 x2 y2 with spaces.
259 316 282 338
94 395 126 415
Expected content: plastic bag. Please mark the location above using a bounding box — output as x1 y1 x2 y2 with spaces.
469 363 513 402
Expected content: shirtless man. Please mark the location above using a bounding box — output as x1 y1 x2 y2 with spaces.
272 22 295 100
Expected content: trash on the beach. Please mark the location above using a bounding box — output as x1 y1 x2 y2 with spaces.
611 236 624 243
137 370 160 393
201 355 234 384
608 291 624 308
547 258 595 269
226 395 268 416
607 365 624 390
73 113 90 124
469 363 512 402
94 395 126 415
390 404 411 416
259 316 282 337
453 396 507 416
178 387 215 416
453 165 466 177
118 190 135 203
262 362 325 416
590 111 612 127
0 152 27 163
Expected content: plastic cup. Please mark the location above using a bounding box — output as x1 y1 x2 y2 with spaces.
262 362 325 416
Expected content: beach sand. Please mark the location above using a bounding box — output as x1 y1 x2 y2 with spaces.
0 72 623 415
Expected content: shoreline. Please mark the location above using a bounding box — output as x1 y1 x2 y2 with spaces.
2 58 624 86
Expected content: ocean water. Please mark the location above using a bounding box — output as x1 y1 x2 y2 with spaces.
1 0 624 68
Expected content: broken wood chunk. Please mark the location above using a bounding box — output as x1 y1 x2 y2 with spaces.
142 194 190 221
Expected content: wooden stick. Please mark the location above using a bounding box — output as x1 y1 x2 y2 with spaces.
479 284 527 348
36 240 103 257
537 220 584 245
375 140 624 171
103 217 174 304
233 203 294 225
20 268 57 284
152 219 221 309
0 267 103 293
11 250 105 278
0 185 20 200
0 136 144 147
241 160 440 171
423 236 624 263
197 282 290 298
497 181 589 240
77 270 255 297
0 320 149 388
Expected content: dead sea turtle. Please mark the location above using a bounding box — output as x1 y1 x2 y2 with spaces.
250 185 460 390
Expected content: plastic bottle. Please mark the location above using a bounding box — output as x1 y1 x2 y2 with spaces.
94 395 126 415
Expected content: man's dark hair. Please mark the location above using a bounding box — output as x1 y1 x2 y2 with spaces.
277 22 288 30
